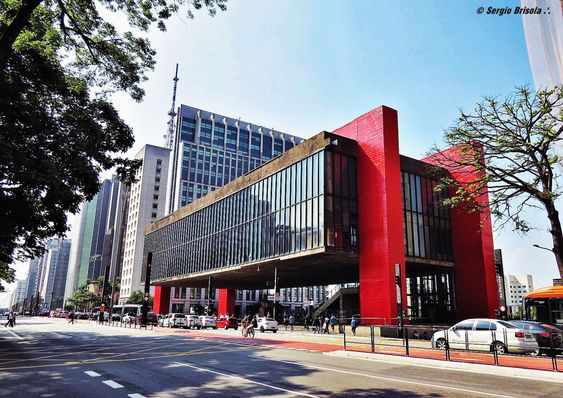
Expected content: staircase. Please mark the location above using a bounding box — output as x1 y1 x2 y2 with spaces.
313 284 359 318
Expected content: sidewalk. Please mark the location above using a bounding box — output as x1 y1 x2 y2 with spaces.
328 349 563 382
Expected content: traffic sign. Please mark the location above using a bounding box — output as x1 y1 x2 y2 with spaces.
500 305 506 312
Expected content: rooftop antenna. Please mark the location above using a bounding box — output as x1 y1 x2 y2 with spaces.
164 63 179 149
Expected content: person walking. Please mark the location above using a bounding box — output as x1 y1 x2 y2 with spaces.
330 314 337 333
288 314 295 331
4 311 14 328
68 310 75 324
351 316 358 336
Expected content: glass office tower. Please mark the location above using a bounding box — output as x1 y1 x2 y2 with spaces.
166 105 304 213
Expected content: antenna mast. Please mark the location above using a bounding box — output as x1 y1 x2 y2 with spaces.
164 64 179 149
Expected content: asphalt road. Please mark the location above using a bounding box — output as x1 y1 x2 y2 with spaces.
1 317 562 397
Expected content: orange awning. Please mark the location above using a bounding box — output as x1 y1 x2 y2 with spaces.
525 285 563 299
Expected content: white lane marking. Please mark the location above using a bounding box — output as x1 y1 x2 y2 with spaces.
5 329 24 340
102 380 124 389
174 362 319 397
275 360 517 398
128 394 146 398
84 371 101 377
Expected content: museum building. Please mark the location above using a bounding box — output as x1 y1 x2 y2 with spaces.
144 105 499 324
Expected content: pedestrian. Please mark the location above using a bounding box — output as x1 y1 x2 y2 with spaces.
283 316 288 330
4 311 14 327
314 316 322 333
12 311 16 326
288 314 295 331
304 317 309 330
323 317 329 334
330 314 337 333
68 310 75 324
351 316 358 336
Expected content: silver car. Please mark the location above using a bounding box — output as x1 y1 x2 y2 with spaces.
432 318 538 354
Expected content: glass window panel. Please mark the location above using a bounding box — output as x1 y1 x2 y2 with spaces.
307 155 313 199
334 153 341 196
301 201 307 249
312 153 319 198
312 197 319 247
341 155 349 198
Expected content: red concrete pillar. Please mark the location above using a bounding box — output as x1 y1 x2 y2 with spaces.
218 288 236 316
153 286 171 314
423 145 498 319
333 106 406 325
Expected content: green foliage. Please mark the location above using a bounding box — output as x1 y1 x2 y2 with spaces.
67 288 101 311
0 0 227 284
0 261 15 292
126 290 153 306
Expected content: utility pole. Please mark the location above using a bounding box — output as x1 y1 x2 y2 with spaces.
141 252 152 327
273 268 278 320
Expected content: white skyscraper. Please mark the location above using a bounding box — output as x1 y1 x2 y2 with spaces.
119 145 171 303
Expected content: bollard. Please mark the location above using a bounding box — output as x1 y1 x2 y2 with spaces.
343 328 347 350
405 328 410 357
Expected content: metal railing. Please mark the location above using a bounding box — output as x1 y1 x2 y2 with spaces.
96 317 154 331
342 324 561 372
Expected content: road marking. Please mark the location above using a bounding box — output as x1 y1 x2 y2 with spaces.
5 329 23 340
128 394 146 398
102 380 124 389
174 361 319 397
84 371 100 377
275 360 517 398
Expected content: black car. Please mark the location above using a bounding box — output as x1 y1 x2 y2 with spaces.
509 320 563 356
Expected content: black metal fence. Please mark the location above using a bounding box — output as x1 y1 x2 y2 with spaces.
96 318 154 331
342 324 561 372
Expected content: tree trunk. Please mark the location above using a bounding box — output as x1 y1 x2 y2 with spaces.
0 0 42 70
545 200 563 280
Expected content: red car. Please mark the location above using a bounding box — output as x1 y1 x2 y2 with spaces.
216 317 238 330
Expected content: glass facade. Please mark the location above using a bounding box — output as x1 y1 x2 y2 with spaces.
146 148 358 283
401 171 453 261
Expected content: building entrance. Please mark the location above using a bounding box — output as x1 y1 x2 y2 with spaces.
406 265 456 324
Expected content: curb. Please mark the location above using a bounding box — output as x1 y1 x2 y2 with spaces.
326 350 563 382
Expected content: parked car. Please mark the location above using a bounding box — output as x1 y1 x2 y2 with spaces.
508 320 563 356
257 317 278 333
217 317 239 330
186 315 202 329
162 313 188 328
157 314 167 327
146 312 158 325
199 315 217 329
122 314 135 324
431 318 538 354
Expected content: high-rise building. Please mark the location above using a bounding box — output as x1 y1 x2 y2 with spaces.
166 104 304 213
65 176 126 301
157 104 304 314
505 274 534 314
522 0 562 90
119 145 170 303
25 258 39 309
36 239 72 310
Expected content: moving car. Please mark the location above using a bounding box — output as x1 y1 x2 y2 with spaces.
217 317 239 330
431 318 538 354
257 317 278 333
199 315 217 329
508 320 563 356
162 313 188 328
186 315 202 329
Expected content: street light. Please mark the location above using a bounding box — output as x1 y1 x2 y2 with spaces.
532 244 555 253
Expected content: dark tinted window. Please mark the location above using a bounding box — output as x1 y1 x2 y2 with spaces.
454 320 474 330
475 320 491 331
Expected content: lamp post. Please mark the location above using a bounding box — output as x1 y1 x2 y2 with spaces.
532 244 554 252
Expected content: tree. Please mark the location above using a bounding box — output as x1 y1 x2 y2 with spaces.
429 86 563 278
0 0 227 284
0 261 15 292
126 289 153 306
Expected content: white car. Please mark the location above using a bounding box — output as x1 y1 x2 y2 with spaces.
163 313 188 328
186 315 202 329
199 315 217 329
257 317 278 333
431 318 538 354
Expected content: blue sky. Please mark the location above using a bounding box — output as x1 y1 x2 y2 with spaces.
2 0 558 304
